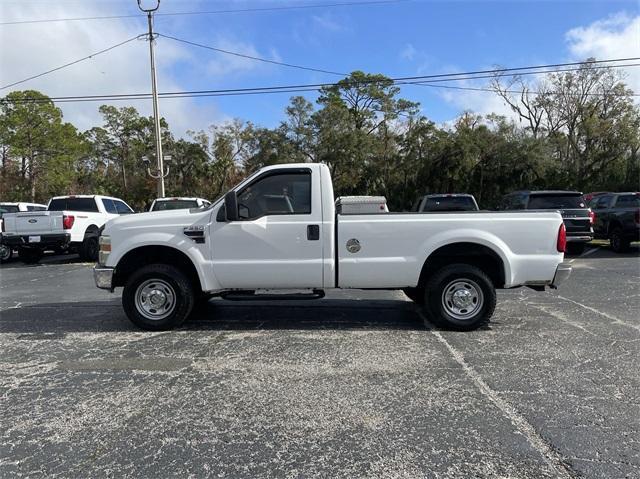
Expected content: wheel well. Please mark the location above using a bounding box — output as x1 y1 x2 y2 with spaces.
419 242 505 288
607 220 621 235
113 245 202 292
85 224 99 238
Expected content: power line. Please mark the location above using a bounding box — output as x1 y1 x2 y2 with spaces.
0 0 407 26
0 35 142 90
157 33 345 77
4 62 638 104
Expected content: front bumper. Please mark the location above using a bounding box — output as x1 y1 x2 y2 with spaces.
551 261 572 288
1 233 70 248
94 266 114 290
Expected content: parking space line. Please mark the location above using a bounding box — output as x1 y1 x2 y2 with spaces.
430 329 577 479
557 295 640 333
580 247 600 258
525 301 598 337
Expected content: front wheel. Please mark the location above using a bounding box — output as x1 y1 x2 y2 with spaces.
422 264 496 331
403 287 424 304
0 244 12 263
122 264 195 331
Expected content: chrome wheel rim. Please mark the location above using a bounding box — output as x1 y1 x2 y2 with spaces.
442 279 484 320
135 279 176 321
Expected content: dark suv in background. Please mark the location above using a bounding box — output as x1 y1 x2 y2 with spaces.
500 190 593 255
589 192 640 252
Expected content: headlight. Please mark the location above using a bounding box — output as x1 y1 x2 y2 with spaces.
98 235 111 265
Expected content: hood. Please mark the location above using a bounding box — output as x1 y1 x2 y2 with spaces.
104 208 211 233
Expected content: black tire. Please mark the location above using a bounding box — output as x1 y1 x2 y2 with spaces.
122 263 195 331
79 236 99 262
422 263 496 331
0 244 12 263
403 287 425 304
610 228 630 253
566 242 585 256
18 247 43 264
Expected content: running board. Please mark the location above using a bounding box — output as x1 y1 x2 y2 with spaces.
221 289 325 301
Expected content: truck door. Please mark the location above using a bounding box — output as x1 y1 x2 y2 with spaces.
210 167 324 289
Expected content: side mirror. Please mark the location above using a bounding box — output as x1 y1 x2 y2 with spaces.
224 191 239 221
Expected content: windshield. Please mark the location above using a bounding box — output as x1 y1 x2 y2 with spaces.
422 196 477 211
152 200 199 211
528 194 586 209
0 204 19 213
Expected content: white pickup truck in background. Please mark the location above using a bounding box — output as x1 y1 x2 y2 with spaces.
149 197 211 211
94 163 571 331
1 195 134 263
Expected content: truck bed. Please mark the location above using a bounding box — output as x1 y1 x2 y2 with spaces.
336 210 564 289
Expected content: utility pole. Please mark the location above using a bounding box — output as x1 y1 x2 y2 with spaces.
138 0 165 198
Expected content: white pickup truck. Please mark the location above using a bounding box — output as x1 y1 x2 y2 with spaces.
1 195 134 263
94 163 571 331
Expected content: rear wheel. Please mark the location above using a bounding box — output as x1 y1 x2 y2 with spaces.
610 228 630 253
79 236 99 262
18 247 43 264
0 244 12 263
122 264 195 331
422 263 496 331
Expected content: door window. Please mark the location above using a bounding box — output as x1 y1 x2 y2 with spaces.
614 194 640 208
236 171 311 220
113 200 134 214
594 195 612 209
102 199 118 214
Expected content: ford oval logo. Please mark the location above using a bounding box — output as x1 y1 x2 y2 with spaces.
28 219 37 223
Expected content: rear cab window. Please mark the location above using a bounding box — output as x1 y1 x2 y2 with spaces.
0 204 19 213
48 198 99 212
422 196 477 211
152 200 199 211
527 194 586 209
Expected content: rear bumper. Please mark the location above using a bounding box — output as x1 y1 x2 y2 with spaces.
551 261 572 288
1 233 70 248
566 233 593 243
93 266 114 290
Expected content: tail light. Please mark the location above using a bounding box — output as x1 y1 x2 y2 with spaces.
63 215 75 230
588 210 596 224
557 223 567 253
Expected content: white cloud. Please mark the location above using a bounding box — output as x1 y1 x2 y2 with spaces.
565 12 640 96
0 2 262 136
400 43 416 61
312 12 346 32
435 12 640 123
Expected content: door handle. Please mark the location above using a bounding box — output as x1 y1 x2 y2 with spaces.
307 224 320 241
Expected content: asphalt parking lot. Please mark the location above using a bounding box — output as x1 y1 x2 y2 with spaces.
0 245 639 478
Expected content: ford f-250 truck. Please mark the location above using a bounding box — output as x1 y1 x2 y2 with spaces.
1 195 134 263
94 163 572 331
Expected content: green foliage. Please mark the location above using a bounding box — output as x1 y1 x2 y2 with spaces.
1 66 638 210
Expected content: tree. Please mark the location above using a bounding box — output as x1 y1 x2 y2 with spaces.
0 90 84 202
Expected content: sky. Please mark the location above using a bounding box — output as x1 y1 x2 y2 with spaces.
0 0 638 137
